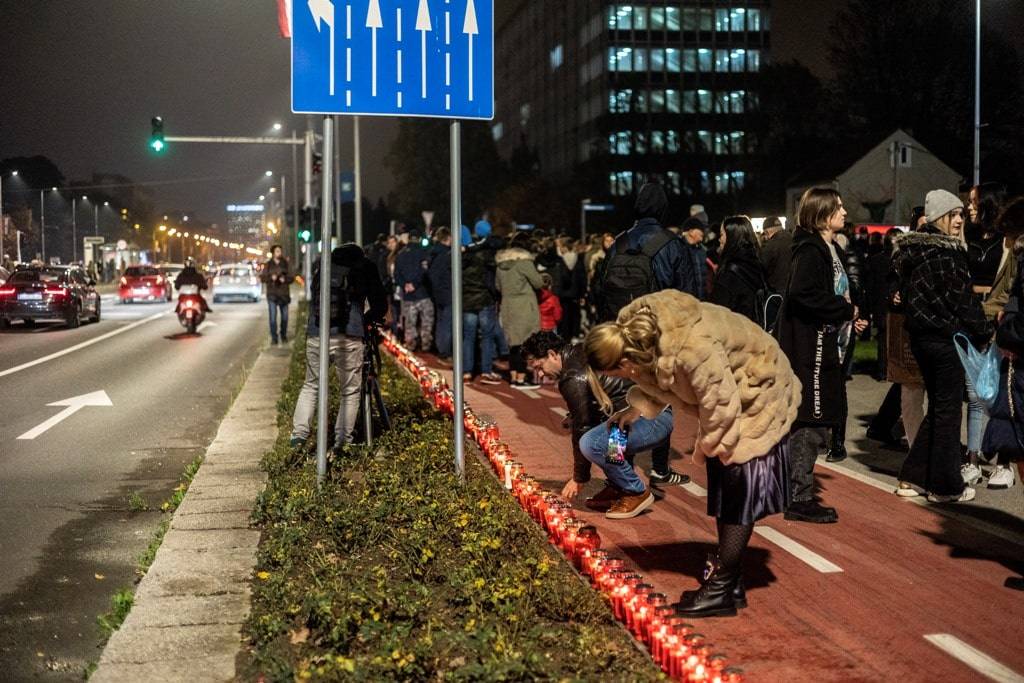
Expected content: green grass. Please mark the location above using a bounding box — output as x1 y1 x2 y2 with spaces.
126 491 148 512
95 588 134 638
241 317 661 682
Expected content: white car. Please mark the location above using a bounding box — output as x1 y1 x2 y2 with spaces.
211 263 261 303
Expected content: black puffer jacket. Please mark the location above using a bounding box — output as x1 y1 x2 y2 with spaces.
892 227 992 345
968 232 1003 288
462 239 497 312
710 250 766 323
558 343 630 483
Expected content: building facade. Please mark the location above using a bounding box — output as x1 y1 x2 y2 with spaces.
494 1 771 212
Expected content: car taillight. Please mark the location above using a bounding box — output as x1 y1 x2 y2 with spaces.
120 277 128 286
0 286 15 297
45 285 67 297
155 275 164 285
249 276 258 285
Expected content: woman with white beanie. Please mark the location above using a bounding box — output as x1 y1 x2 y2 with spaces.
890 189 993 502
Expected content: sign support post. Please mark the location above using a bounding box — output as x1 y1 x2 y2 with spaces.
316 116 334 487
450 120 465 481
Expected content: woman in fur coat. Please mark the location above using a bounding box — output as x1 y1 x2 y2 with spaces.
585 289 801 617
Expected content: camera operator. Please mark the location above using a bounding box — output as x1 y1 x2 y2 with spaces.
290 244 388 450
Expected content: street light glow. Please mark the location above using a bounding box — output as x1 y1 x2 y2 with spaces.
51 186 57 191
103 201 109 206
265 170 273 177
11 171 18 176
258 194 266 201
183 215 189 222
273 122 283 131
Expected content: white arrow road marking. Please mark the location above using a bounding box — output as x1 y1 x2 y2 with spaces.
754 526 843 573
463 0 478 101
0 311 168 379
924 635 1024 683
308 0 336 96
416 0 432 98
366 0 383 96
17 390 113 440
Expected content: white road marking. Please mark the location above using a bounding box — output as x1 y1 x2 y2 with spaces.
681 481 707 498
0 311 168 379
549 406 564 416
520 389 540 399
17 390 113 440
924 634 1024 683
754 526 844 574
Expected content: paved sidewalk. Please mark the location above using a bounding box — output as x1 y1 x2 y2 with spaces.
91 345 291 683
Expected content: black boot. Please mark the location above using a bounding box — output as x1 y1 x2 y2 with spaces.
675 566 739 618
825 443 848 463
683 554 747 608
784 500 838 524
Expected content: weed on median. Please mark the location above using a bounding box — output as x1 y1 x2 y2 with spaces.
241 324 661 681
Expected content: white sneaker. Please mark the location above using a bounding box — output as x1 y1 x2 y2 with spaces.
987 465 1016 490
927 487 977 503
895 481 920 497
961 463 983 486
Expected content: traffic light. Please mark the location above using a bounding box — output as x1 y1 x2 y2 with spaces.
312 152 323 175
150 116 166 153
298 228 313 243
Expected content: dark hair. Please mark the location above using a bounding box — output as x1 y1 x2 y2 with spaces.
996 197 1024 238
521 330 564 361
433 226 451 241
973 182 1007 231
763 216 783 231
909 206 926 230
797 187 842 233
720 215 759 262
270 243 283 253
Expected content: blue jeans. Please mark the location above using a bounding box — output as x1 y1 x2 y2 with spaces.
579 408 674 495
435 304 452 358
267 299 288 341
965 375 989 454
463 305 497 375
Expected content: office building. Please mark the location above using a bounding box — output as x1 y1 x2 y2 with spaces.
494 2 770 210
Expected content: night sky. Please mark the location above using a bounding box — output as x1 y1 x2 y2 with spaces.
2 1 1023 226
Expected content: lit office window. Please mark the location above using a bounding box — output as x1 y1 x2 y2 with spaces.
491 123 504 141
730 49 746 73
666 48 681 72
746 91 760 109
700 171 712 194
747 9 762 31
683 49 711 73
609 131 631 155
683 90 712 114
609 171 635 196
550 44 563 71
666 130 680 153
715 90 747 114
650 89 666 113
715 49 730 73
650 131 665 153
687 130 713 153
609 89 633 113
747 49 761 72
633 90 648 113
714 171 747 193
608 46 634 72
666 89 681 113
634 131 648 154
633 6 648 29
682 7 713 31
650 7 665 30
607 5 648 30
665 7 681 30
520 103 531 125
650 48 665 71
667 171 681 194
714 132 746 155
634 47 648 71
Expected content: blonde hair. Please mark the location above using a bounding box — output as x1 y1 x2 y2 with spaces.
583 308 660 414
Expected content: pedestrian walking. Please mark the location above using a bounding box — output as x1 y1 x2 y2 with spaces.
461 225 503 384
585 290 801 617
394 230 434 352
760 216 792 295
496 233 544 389
290 244 388 449
891 189 992 502
555 236 586 341
709 215 767 324
777 188 867 524
261 244 291 345
427 227 453 364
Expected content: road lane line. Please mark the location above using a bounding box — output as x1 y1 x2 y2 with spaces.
754 526 844 573
521 389 541 399
0 311 169 378
549 406 564 416
681 481 708 497
924 634 1024 683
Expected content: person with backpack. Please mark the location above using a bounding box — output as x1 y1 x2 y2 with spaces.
592 182 700 324
394 229 434 352
290 244 388 450
710 216 770 325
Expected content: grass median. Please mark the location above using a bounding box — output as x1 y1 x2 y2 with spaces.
241 323 661 681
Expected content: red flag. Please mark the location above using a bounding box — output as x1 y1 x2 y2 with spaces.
277 0 292 38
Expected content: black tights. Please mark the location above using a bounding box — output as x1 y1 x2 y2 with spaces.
509 345 527 374
716 519 753 572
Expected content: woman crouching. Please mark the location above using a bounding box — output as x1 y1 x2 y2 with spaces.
584 290 801 617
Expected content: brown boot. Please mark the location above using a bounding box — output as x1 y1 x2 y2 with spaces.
584 482 623 511
605 487 654 519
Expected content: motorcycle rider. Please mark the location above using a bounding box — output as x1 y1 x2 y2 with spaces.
174 258 211 312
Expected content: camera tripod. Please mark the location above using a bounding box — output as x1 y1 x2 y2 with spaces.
358 326 391 445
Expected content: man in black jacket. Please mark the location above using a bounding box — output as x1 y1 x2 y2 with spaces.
290 244 388 449
261 244 291 344
427 228 453 364
522 331 688 519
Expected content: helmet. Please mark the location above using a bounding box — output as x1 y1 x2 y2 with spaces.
184 257 196 268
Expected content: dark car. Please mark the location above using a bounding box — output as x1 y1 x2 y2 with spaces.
0 265 101 328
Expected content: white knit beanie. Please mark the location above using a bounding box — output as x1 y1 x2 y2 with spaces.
924 189 963 223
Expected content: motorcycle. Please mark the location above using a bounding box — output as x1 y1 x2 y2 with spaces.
175 284 206 334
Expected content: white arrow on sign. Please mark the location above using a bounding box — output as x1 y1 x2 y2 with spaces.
463 0 478 102
17 390 113 440
416 0 432 98
308 0 336 96
366 0 383 97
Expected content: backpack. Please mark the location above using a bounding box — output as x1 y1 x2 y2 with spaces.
594 229 676 323
726 261 782 333
312 260 352 332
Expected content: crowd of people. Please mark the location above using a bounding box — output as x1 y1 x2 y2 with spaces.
286 178 1024 614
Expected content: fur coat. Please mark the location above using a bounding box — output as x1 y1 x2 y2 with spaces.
618 290 801 465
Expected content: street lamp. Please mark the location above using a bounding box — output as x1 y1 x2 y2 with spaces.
273 122 283 131
265 170 274 177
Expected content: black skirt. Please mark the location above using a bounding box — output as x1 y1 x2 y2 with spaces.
706 438 791 525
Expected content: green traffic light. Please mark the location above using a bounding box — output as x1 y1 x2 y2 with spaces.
150 139 165 153
298 229 312 243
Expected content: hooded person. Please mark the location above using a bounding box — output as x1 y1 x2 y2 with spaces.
592 183 701 322
496 232 545 388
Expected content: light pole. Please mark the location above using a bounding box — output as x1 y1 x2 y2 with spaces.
39 189 46 263
580 197 591 241
973 0 982 186
72 196 78 262
0 171 7 264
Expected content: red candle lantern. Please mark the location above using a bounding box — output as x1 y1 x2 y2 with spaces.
624 583 654 632
721 667 744 683
574 525 601 568
581 548 609 577
610 572 641 619
647 605 675 655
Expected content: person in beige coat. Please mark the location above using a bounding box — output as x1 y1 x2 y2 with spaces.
584 289 801 617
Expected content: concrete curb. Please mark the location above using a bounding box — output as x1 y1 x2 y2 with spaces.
91 345 292 683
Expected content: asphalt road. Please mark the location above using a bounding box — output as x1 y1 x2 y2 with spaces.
0 294 273 680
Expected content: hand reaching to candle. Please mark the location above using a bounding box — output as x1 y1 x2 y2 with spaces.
608 405 642 430
561 480 580 499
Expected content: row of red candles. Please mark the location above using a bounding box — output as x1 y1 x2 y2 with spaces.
380 333 746 682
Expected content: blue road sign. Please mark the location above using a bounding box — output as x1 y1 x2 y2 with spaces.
293 0 493 120
339 171 355 202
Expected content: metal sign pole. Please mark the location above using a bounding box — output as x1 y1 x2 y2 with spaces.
316 116 334 487
451 120 465 482
334 115 343 244
354 116 363 246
